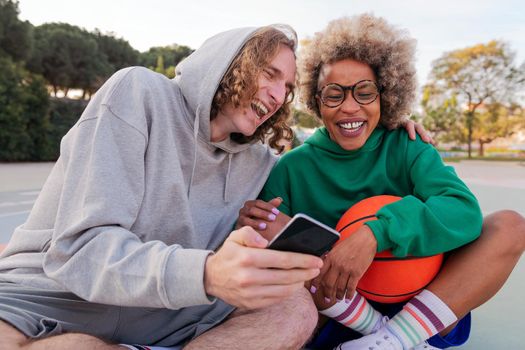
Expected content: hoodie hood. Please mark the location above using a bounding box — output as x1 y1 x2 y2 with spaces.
173 25 296 200
174 26 258 153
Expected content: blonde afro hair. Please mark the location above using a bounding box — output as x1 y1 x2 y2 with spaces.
299 14 417 128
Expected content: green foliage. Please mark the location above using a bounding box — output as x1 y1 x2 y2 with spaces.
45 98 87 160
164 66 176 79
420 86 466 144
473 103 524 156
291 131 303 149
26 23 113 97
0 1 194 161
292 107 321 128
93 29 139 71
0 0 33 61
423 40 525 157
139 44 193 77
155 55 165 74
0 56 50 161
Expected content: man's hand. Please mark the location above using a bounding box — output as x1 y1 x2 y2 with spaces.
307 225 377 303
204 226 323 309
401 119 436 145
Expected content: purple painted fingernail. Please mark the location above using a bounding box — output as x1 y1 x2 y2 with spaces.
324 297 331 303
271 208 280 215
310 285 317 294
345 298 351 304
268 214 276 221
258 222 267 230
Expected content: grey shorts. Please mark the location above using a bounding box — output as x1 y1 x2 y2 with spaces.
0 282 235 346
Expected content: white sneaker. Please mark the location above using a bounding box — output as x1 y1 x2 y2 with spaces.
334 327 403 350
411 342 441 350
367 315 390 335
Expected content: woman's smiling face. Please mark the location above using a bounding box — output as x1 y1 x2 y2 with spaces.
317 59 381 151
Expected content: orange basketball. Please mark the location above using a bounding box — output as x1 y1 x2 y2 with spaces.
335 195 443 303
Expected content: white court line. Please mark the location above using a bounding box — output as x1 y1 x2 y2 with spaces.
463 178 525 189
0 200 36 208
19 191 41 196
0 210 30 219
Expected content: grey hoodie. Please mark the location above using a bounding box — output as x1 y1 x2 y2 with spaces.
0 26 278 310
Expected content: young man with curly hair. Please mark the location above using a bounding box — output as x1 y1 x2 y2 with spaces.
238 14 525 349
0 25 324 350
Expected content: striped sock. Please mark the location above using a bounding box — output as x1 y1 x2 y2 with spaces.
386 289 458 349
320 292 383 335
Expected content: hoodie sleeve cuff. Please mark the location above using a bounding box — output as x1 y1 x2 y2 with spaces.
163 248 215 309
365 220 392 253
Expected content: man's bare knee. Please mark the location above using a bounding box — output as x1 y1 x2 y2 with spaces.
0 321 29 349
186 288 318 350
273 288 319 348
24 333 125 350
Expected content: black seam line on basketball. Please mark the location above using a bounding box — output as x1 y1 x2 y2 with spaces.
357 279 435 298
357 287 425 298
373 254 441 261
339 214 376 232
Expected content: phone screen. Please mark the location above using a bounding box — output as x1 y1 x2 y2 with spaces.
268 214 340 256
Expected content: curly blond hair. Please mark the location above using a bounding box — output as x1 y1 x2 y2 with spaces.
212 25 297 153
299 14 417 128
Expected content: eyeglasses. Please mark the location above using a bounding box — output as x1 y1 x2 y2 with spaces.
316 80 380 108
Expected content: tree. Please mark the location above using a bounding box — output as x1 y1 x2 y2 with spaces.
93 29 139 71
424 41 525 158
420 85 463 143
139 44 193 77
473 103 524 156
155 55 165 74
0 0 52 161
0 56 50 161
0 0 33 61
27 23 112 97
292 107 321 128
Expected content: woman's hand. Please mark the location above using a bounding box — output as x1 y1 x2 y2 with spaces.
307 225 377 303
236 197 291 241
401 119 436 145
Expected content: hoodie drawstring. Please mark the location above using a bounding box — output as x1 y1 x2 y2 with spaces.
224 153 232 203
187 109 232 203
187 110 200 198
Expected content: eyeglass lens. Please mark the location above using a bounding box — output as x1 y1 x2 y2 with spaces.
320 80 378 107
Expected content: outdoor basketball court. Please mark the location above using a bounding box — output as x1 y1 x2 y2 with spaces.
0 160 524 348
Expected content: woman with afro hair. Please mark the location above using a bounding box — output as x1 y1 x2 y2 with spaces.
238 14 525 350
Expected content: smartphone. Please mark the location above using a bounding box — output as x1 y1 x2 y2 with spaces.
268 213 340 256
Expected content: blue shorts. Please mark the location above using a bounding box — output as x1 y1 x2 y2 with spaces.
307 300 471 349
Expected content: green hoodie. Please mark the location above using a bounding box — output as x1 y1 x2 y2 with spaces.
260 127 482 256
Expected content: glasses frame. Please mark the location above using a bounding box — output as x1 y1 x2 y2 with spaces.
316 80 380 108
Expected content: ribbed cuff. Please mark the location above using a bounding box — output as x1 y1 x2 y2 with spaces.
163 248 215 309
365 219 392 253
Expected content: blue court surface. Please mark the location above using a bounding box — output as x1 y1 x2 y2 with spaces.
1 160 524 349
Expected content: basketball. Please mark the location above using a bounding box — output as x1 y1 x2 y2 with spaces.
335 195 443 303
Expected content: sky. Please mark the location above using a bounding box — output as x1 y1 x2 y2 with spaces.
17 0 525 85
